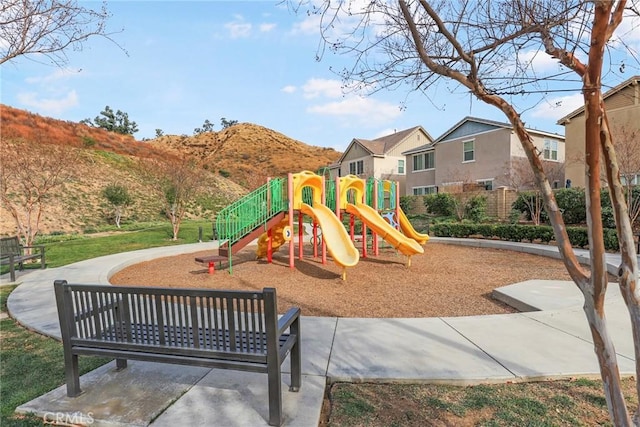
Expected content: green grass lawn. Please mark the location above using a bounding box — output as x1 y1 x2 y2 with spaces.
1 286 111 426
1 221 636 426
0 222 212 425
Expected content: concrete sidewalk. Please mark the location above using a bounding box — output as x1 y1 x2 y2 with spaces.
6 238 640 426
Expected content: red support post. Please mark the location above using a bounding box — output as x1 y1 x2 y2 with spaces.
298 211 303 260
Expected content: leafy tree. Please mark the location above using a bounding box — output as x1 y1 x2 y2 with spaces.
0 139 79 246
292 0 639 422
155 129 164 138
102 183 132 228
0 0 121 67
220 117 238 129
194 119 215 135
82 106 138 135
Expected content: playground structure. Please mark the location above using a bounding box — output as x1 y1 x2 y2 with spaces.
211 171 429 280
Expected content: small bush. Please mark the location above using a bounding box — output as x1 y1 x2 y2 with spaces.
555 188 586 224
465 195 487 223
219 170 231 178
424 193 456 217
431 223 619 251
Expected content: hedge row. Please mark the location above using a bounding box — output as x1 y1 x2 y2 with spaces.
430 223 620 251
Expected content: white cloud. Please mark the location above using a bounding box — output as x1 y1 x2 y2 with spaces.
530 93 584 120
25 68 79 84
17 90 79 115
611 13 640 54
225 16 252 38
291 13 321 36
302 78 343 99
281 85 296 94
307 96 401 124
260 23 276 32
517 49 562 74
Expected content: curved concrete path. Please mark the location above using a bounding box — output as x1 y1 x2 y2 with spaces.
6 238 640 427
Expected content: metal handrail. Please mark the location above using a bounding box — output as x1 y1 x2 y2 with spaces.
215 178 287 245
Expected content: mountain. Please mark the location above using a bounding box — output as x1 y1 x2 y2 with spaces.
150 123 341 189
0 105 342 236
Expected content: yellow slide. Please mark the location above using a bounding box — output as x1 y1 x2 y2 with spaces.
346 203 423 262
256 217 289 259
398 208 430 245
300 202 360 273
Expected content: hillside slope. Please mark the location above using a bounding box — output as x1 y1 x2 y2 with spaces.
0 105 342 236
150 124 341 189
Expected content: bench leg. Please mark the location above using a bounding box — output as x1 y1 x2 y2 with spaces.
289 321 301 392
267 363 283 426
9 262 15 282
64 354 82 397
116 358 128 370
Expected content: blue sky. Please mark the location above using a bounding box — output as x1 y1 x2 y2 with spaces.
2 1 639 152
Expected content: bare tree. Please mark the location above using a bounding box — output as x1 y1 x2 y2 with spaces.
140 157 203 240
291 0 639 423
0 0 121 66
501 157 565 225
0 139 79 245
612 123 640 225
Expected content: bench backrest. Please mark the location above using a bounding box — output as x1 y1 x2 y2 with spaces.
54 281 279 359
0 237 21 257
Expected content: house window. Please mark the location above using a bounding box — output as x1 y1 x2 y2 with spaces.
412 186 437 195
477 179 493 190
543 139 558 161
398 159 405 174
412 152 435 171
349 160 364 175
621 174 640 185
425 152 435 169
463 140 475 162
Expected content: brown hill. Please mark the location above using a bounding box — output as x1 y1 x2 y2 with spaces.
1 104 168 160
0 105 342 236
150 124 341 189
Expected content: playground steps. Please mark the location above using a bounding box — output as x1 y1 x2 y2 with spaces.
218 212 287 257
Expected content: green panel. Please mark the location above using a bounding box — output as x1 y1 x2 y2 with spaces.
325 179 336 211
215 178 287 245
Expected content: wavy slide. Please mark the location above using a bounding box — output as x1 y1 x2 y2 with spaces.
256 217 289 259
346 203 424 259
398 208 430 245
300 203 360 272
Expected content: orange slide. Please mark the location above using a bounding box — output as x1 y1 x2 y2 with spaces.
398 208 430 245
256 216 289 259
346 203 423 266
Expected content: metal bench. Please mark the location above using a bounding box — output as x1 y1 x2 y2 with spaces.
0 236 46 282
54 281 301 426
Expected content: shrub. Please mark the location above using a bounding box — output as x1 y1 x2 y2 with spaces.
555 188 586 224
424 193 456 217
431 223 619 251
465 195 487 223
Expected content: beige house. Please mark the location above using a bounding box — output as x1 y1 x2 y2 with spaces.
403 117 565 195
331 126 434 194
559 75 640 188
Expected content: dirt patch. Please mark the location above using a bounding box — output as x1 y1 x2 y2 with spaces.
109 243 586 317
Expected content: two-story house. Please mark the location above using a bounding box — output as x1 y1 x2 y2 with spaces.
403 117 565 195
559 75 640 188
329 126 434 195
